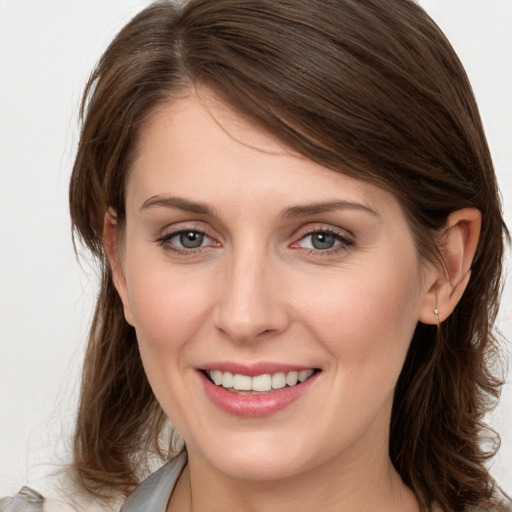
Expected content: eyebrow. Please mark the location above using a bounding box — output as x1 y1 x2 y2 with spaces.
141 196 216 215
280 200 379 219
140 196 378 219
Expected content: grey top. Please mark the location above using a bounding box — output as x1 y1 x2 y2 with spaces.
120 452 187 512
0 487 45 512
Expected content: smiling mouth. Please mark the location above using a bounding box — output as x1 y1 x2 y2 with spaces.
203 369 319 394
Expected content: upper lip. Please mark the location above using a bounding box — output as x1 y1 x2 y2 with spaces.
199 362 318 377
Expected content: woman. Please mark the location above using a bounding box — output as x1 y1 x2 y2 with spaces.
1 0 510 511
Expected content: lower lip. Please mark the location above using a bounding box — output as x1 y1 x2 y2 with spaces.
199 371 319 417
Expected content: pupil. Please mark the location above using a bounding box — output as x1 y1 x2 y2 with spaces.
312 233 335 250
180 232 203 248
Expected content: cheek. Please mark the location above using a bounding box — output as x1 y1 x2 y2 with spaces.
123 254 214 358
296 257 423 371
122 260 216 432
291 259 424 443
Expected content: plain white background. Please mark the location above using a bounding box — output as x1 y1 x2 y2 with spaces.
0 0 510 501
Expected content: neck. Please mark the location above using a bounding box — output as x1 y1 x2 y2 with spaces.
168 433 419 512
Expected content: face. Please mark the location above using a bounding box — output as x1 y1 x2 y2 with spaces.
111 92 437 482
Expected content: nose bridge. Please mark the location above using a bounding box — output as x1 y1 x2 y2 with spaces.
214 238 287 342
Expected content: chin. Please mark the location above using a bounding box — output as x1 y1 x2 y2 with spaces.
215 453 308 482
190 429 321 482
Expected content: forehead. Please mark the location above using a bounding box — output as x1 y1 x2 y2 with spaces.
127 92 401 222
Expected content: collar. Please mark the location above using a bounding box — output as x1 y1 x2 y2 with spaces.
120 452 187 512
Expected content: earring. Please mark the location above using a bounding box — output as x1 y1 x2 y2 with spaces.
434 307 440 327
434 287 440 327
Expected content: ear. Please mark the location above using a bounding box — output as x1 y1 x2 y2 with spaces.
418 208 481 325
103 209 134 326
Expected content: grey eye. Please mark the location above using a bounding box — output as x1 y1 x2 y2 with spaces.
312 233 336 249
174 231 207 249
303 232 338 250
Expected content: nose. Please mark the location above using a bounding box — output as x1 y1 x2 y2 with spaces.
213 245 290 343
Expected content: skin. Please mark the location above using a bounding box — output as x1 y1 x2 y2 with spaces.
105 91 481 512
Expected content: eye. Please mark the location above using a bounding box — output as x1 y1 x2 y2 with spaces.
172 230 209 249
157 229 215 251
301 232 339 250
294 229 354 252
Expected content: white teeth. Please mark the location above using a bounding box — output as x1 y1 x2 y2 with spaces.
206 369 316 391
299 369 314 382
252 374 272 392
212 370 223 385
233 374 252 391
285 371 299 386
271 372 286 389
221 372 234 388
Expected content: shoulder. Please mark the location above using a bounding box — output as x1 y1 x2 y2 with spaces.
0 481 118 512
0 487 76 512
0 487 44 512
491 486 512 512
0 454 187 512
469 503 512 512
468 487 512 512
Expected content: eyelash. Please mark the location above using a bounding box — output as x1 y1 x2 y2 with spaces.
156 227 216 255
155 227 355 256
293 228 355 256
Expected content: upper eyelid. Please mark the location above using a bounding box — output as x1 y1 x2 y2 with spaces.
294 224 355 240
159 229 210 241
157 221 211 238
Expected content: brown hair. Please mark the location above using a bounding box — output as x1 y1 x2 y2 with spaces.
69 0 509 510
